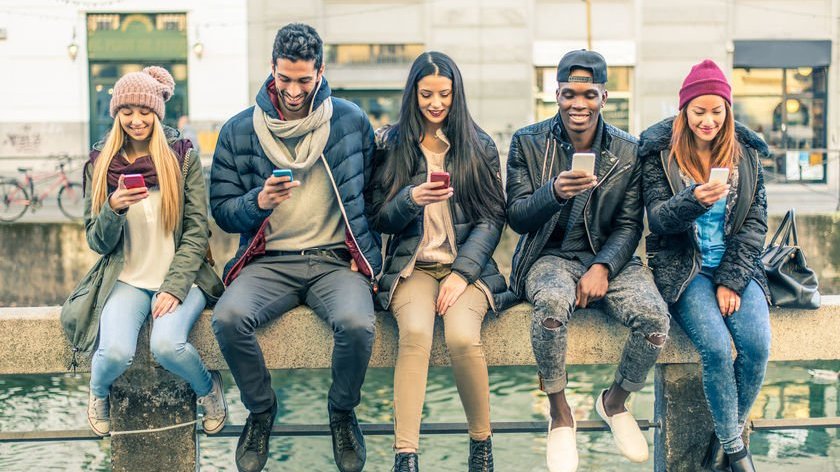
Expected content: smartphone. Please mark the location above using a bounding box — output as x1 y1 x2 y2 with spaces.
571 152 596 176
430 171 450 188
123 174 146 189
709 167 730 185
272 169 294 181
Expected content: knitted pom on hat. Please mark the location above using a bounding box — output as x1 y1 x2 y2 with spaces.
109 66 176 120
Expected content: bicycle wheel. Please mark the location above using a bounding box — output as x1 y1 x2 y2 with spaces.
0 180 30 222
58 182 85 221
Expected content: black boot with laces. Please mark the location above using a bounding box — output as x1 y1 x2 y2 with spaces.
468 436 494 472
329 404 366 472
393 452 419 472
235 399 277 472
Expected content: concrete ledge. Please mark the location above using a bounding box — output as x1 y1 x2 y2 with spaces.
1 297 838 375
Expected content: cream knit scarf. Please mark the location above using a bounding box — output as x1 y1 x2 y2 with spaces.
253 78 333 170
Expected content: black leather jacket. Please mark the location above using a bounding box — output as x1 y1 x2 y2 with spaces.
506 116 644 298
639 117 770 304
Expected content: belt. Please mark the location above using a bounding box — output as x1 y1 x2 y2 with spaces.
263 248 352 261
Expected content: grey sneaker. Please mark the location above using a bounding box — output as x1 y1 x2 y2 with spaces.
198 370 227 435
87 391 110 437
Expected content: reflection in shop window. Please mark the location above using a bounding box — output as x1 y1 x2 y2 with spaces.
733 67 827 182
534 66 632 132
88 14 120 32
325 44 425 66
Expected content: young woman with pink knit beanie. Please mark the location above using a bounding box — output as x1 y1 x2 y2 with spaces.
61 66 226 437
639 59 770 472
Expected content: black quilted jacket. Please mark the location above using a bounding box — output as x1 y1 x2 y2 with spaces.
505 116 644 298
367 128 516 313
639 117 770 304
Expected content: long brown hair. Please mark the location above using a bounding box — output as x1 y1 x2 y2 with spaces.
669 101 741 183
91 115 182 232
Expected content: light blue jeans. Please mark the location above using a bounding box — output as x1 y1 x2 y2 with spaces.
673 269 771 454
89 281 211 399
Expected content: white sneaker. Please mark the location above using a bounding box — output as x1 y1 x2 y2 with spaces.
198 370 228 434
546 416 578 472
87 392 110 437
595 389 649 463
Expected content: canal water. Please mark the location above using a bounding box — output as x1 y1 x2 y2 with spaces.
1 361 838 471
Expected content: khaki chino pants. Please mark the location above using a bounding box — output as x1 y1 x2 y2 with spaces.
391 262 492 450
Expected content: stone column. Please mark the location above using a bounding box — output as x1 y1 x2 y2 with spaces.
110 321 197 472
654 363 714 471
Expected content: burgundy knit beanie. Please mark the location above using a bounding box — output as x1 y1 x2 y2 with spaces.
678 59 731 110
109 66 175 120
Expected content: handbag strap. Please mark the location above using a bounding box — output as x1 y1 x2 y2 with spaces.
789 208 799 246
768 209 793 247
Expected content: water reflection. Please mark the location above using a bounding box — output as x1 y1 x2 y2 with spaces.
1 362 837 471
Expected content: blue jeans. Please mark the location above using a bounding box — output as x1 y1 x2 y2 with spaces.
673 269 771 454
90 281 211 399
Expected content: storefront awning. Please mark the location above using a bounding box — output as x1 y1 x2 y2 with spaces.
734 40 831 68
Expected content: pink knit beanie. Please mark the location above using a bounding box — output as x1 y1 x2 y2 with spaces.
678 59 732 110
109 66 175 120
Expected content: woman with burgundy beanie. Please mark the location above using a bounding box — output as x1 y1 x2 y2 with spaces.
639 59 770 471
62 66 226 437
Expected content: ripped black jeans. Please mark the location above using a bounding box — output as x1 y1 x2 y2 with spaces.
525 256 670 394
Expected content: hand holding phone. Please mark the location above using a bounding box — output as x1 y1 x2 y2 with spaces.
694 167 731 206
110 174 149 211
554 153 597 200
258 169 300 210
411 171 454 206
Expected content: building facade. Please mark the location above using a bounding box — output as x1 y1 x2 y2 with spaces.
0 0 249 174
247 0 840 186
1 0 837 187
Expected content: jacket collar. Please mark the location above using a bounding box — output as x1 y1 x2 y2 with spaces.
256 73 332 120
551 114 611 151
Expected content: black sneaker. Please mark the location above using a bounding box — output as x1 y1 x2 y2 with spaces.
393 452 419 472
328 404 366 472
235 400 277 472
468 437 494 472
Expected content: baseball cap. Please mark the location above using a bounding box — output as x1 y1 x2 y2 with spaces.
556 49 608 84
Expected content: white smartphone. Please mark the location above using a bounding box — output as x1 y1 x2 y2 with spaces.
571 152 596 176
708 167 730 185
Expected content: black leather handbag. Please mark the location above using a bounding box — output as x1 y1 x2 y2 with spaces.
761 209 821 309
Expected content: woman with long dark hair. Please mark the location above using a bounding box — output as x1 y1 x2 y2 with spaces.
639 60 770 472
61 66 226 438
368 51 513 472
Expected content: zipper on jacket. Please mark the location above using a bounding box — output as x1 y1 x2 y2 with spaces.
659 150 699 300
320 156 376 281
581 151 620 254
387 214 426 309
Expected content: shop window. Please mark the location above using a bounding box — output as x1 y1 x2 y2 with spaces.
733 67 827 182
332 90 401 130
535 66 632 132
325 44 425 66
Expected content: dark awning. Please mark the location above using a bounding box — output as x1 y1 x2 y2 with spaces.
734 40 832 68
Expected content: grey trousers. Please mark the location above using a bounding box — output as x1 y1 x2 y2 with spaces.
212 254 375 413
525 255 670 394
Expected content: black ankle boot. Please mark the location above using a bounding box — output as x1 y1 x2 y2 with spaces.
393 452 419 472
701 433 730 471
468 437 494 472
728 450 756 472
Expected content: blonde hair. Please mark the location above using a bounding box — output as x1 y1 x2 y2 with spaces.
90 114 181 232
669 101 742 183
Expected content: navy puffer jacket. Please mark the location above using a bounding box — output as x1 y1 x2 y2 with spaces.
210 75 382 279
367 127 516 314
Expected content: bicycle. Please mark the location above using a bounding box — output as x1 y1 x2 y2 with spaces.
0 156 85 222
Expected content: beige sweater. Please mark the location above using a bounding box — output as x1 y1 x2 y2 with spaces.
118 191 175 291
416 139 457 264
265 158 345 251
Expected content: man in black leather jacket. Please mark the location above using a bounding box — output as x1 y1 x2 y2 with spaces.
505 50 670 471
